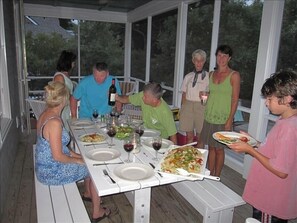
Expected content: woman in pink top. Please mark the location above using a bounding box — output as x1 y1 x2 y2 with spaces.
229 70 297 222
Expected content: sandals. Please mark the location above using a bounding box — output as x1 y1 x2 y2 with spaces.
91 207 111 223
81 195 92 202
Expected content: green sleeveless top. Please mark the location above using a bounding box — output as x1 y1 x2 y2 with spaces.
204 71 233 124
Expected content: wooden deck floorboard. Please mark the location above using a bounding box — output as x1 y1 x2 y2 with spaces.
1 130 296 223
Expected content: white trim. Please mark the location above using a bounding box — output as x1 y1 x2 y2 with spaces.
209 0 221 71
243 0 285 178
128 0 195 23
145 17 152 83
225 154 244 175
124 22 132 80
24 3 127 23
0 0 11 119
173 2 188 107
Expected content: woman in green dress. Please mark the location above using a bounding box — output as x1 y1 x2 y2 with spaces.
200 45 241 177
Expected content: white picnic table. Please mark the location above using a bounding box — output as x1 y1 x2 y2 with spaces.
68 119 244 223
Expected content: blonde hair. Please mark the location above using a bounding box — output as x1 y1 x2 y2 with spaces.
44 81 69 108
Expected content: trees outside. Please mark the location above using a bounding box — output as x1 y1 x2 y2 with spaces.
218 0 263 103
277 0 297 71
79 21 125 75
185 1 214 74
150 9 178 87
26 0 297 105
131 19 147 81
25 18 125 93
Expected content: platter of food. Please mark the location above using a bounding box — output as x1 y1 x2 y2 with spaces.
212 131 257 146
79 133 107 143
85 148 121 161
113 163 154 181
155 146 208 180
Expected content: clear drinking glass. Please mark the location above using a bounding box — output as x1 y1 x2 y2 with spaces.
200 91 209 106
134 124 144 146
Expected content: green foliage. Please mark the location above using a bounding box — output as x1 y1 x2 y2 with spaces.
79 21 124 75
219 0 263 100
150 10 178 86
277 0 297 71
185 1 214 73
26 31 75 77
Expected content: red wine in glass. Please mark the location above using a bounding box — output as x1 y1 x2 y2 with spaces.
93 113 99 119
123 140 134 162
135 129 144 137
124 143 134 152
107 127 116 147
152 137 162 161
107 129 116 137
152 142 162 151
92 109 99 122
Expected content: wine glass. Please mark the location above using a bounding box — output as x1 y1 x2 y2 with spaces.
134 124 144 146
106 125 117 147
134 124 144 137
200 91 209 106
92 109 99 123
152 136 162 161
123 138 134 163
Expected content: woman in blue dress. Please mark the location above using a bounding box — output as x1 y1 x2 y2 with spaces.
35 81 110 222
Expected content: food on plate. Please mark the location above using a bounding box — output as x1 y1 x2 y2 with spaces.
115 126 134 139
239 136 249 143
215 132 250 144
161 146 204 174
81 133 105 143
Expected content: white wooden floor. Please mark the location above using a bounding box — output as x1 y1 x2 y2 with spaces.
1 129 296 223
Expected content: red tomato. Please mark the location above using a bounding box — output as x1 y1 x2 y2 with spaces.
239 136 248 143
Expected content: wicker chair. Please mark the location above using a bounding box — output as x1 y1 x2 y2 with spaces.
119 81 136 95
27 99 46 120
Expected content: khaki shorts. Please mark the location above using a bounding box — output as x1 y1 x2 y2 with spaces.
179 100 205 134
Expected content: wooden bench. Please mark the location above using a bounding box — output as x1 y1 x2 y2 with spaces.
172 179 245 223
33 145 90 223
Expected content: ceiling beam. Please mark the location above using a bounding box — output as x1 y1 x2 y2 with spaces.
24 3 127 23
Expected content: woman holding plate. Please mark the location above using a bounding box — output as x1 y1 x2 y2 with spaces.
35 81 110 222
199 45 240 177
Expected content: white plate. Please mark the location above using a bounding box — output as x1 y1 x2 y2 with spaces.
72 119 94 128
131 119 144 126
142 129 161 139
142 138 173 153
113 163 154 181
155 147 208 180
212 131 257 146
79 133 107 144
85 148 121 161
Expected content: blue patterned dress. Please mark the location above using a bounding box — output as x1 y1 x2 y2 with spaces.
35 116 89 185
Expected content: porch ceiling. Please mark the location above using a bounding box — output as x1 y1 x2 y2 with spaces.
23 0 153 12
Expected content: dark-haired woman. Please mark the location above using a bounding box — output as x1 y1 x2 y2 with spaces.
200 45 240 177
53 50 77 126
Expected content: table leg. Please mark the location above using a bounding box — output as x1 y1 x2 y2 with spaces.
125 188 151 223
